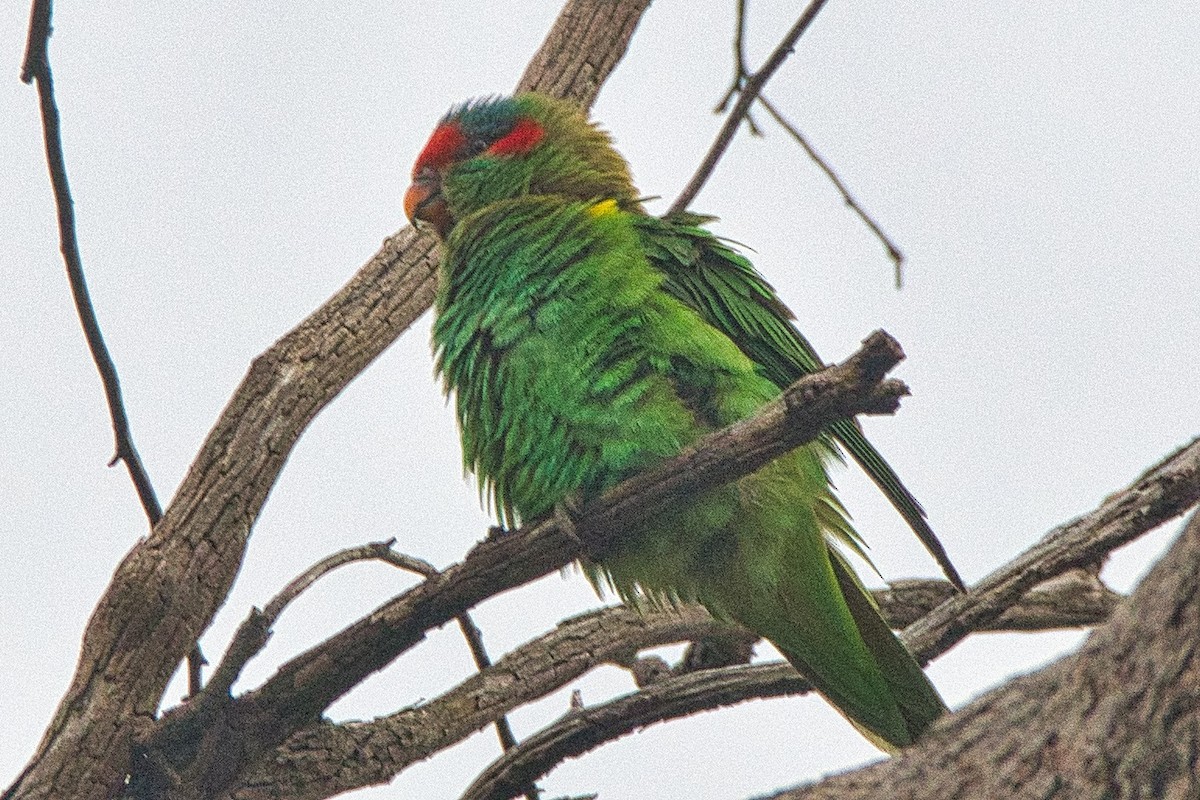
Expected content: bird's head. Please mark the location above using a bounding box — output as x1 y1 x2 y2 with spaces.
404 93 637 239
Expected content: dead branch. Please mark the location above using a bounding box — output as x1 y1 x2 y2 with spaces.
21 0 161 523
455 439 1200 800
231 605 730 800
768 507 1200 799
202 540 410 700
755 96 905 287
705 4 904 286
245 560 1123 800
137 331 910 798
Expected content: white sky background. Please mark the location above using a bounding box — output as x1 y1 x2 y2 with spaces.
2 2 1198 798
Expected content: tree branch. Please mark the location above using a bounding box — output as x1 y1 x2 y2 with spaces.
227 331 908 726
756 96 905 288
232 605 732 800
4 3 651 799
769 506 1200 799
668 0 830 215
902 435 1200 662
704 7 905 286
22 0 162 525
244 565 1121 800
454 439 1200 800
136 330 910 798
202 540 410 700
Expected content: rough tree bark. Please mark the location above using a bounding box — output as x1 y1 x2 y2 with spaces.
12 2 1200 800
768 508 1200 800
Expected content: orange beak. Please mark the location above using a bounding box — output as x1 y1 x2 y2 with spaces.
404 170 452 239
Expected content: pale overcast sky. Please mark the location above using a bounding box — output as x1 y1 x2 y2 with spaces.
3 3 1197 798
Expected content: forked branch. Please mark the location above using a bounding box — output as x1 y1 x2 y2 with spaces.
668 0 830 215
135 331 914 798
458 438 1200 800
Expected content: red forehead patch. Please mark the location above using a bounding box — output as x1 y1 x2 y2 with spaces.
486 118 544 157
414 122 467 174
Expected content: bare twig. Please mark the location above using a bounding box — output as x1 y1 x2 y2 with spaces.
203 541 404 698
668 0 830 215
457 437 1200 800
198 538 530 789
23 0 207 704
757 95 906 288
703 4 905 286
712 1 763 136
22 0 162 526
376 550 536 797
713 0 749 114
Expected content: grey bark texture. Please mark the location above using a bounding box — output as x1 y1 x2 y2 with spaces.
448 440 1200 800
768 508 1200 800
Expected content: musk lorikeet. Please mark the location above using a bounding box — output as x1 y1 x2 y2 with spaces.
405 93 957 748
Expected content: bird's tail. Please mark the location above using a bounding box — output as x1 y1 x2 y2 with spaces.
773 548 945 749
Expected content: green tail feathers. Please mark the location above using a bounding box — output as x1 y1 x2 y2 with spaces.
821 551 945 746
697 457 945 750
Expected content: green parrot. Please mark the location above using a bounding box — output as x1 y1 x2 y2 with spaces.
405 93 957 748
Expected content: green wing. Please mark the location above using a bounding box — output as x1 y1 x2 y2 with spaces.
634 211 965 591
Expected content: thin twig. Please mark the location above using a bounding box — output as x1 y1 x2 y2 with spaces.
200 538 538 795
22 0 202 698
376 551 537 798
713 0 750 114
203 540 404 698
22 0 163 526
668 0 830 215
702 3 905 286
757 95 906 287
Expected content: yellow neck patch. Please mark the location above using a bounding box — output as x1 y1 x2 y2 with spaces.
587 198 620 218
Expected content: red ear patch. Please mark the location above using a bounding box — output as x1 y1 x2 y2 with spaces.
486 118 544 157
414 123 467 175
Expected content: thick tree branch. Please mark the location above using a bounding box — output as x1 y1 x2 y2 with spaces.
138 331 910 798
247 566 1121 800
228 332 906 720
902 436 1200 662
4 3 650 799
769 507 1200 799
454 439 1200 800
668 0 830 215
230 606 729 800
22 0 162 524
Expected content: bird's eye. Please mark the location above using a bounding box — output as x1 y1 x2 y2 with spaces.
466 138 490 156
